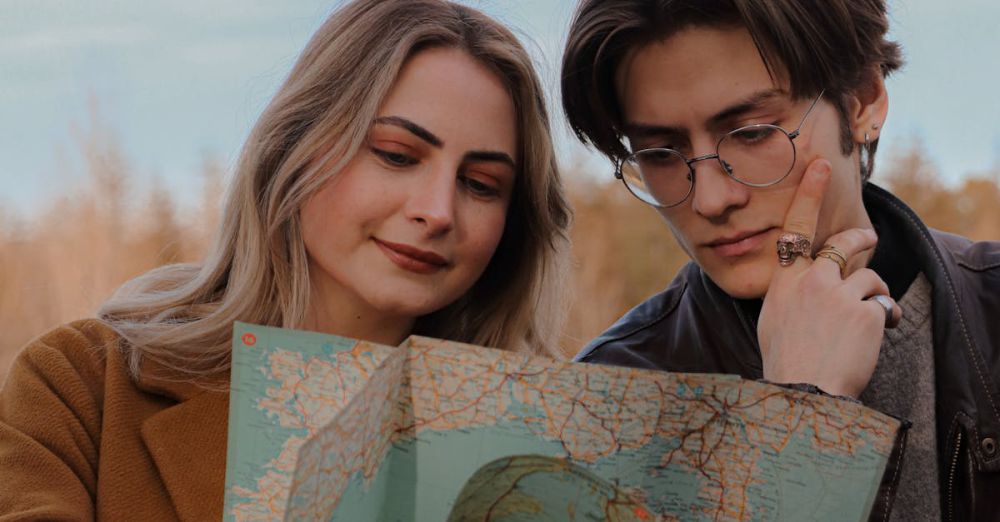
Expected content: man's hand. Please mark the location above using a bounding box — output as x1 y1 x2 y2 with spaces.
757 159 902 398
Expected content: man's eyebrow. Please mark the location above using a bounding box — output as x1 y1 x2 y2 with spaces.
621 122 686 142
373 116 443 147
622 88 788 139
706 88 786 129
462 150 516 169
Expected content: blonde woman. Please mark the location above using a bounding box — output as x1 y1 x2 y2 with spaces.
0 1 570 519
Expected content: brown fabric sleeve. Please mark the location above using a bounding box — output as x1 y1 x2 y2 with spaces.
0 322 112 521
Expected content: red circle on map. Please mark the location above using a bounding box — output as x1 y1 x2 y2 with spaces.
242 333 257 346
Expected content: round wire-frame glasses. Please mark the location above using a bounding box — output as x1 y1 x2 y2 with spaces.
616 90 825 208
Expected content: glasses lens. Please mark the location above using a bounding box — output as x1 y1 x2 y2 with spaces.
621 148 692 207
717 125 795 186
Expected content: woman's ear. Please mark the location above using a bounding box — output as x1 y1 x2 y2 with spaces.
847 69 889 143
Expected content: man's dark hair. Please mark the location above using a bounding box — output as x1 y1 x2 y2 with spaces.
561 0 903 180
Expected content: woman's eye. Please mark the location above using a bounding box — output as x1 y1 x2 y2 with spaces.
460 175 500 198
372 148 417 167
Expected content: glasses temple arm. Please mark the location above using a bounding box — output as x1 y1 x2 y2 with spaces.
790 89 826 137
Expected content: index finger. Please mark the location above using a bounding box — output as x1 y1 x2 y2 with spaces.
781 158 832 244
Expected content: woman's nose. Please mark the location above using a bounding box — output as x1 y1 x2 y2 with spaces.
405 166 456 235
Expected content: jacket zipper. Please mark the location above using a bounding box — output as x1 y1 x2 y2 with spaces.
947 431 962 522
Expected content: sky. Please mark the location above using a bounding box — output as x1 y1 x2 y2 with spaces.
1 0 998 218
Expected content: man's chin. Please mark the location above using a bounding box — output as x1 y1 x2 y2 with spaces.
703 264 772 300
723 284 769 300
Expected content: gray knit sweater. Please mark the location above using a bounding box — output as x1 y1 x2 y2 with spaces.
859 274 938 521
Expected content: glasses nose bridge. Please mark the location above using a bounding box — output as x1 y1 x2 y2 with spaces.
686 147 740 183
685 151 719 169
685 151 727 178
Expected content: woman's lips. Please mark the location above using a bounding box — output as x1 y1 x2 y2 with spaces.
374 238 449 274
707 227 776 258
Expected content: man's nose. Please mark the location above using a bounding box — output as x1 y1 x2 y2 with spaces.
405 166 456 235
689 155 750 219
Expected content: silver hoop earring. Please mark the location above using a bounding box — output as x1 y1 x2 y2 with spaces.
859 133 872 181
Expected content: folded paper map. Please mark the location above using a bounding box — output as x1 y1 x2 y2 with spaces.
223 322 907 521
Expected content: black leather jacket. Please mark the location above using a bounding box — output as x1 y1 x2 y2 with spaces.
575 184 1000 521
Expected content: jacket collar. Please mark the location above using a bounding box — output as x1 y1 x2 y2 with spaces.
863 184 1000 453
136 359 230 521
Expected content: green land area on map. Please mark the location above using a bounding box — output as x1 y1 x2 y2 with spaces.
222 322 906 521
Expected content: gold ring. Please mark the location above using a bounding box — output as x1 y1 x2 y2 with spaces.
815 251 847 277
816 245 847 263
815 245 848 276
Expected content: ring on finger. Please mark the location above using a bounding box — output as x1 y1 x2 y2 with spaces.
776 232 812 267
868 294 894 328
815 245 848 277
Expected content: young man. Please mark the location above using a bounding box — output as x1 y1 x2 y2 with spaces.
561 1 1000 519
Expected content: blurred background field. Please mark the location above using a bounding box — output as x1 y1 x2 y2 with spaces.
1 112 997 381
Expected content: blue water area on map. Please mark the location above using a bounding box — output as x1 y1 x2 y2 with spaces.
588 434 701 515
766 429 883 520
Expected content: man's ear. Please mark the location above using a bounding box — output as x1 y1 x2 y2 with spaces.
847 70 889 143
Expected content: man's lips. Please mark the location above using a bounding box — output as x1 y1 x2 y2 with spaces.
374 238 449 274
704 227 777 257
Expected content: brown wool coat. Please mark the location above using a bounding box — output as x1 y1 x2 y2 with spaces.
0 320 229 521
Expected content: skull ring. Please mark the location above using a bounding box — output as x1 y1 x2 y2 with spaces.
776 232 812 267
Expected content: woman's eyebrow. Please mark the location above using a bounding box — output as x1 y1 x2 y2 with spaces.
374 116 513 168
373 116 443 147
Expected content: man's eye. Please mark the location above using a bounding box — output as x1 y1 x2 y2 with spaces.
646 149 675 161
372 148 417 167
460 175 500 198
736 128 775 142
653 141 691 155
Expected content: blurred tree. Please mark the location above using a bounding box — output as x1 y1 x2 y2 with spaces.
188 154 226 258
141 177 183 267
881 139 1000 241
955 175 1000 240
879 138 956 230
0 108 207 383
70 98 131 301
563 173 689 353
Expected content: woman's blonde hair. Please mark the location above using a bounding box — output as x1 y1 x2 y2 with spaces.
98 0 571 381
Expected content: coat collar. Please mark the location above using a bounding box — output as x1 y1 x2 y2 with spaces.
863 184 1000 460
136 358 230 521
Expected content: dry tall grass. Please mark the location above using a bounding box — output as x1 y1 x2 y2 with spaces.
2 128 998 383
0 118 222 382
